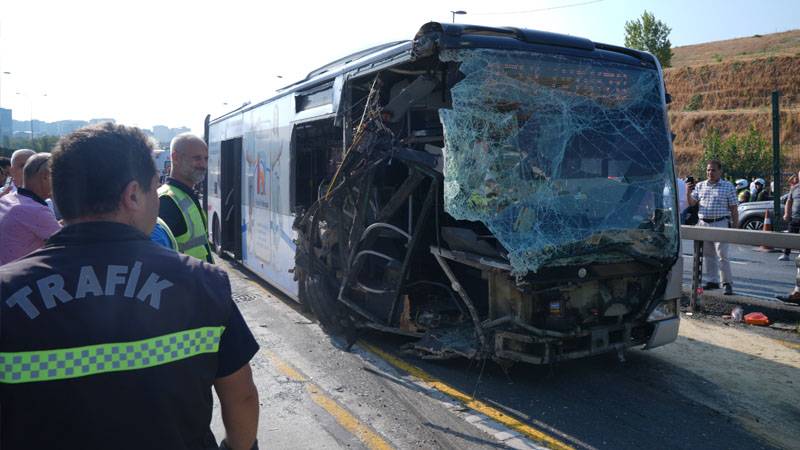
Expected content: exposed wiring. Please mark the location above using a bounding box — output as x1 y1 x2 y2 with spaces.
469 0 604 16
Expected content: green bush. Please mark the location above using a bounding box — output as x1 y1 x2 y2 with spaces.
697 126 780 181
685 94 703 111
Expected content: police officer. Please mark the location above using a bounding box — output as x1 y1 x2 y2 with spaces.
159 133 214 263
0 123 259 450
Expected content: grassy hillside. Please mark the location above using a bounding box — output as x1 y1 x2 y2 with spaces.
665 31 800 178
670 29 800 68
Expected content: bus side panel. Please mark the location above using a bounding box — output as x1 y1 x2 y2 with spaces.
207 118 235 247
240 97 299 299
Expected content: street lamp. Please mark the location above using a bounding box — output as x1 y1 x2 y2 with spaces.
451 10 467 23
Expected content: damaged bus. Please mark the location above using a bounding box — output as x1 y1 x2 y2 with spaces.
206 22 682 365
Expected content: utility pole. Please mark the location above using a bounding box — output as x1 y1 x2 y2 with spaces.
772 91 782 229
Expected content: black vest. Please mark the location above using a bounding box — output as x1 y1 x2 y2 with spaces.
0 222 233 450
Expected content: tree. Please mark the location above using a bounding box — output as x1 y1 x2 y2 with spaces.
624 11 674 68
0 135 61 157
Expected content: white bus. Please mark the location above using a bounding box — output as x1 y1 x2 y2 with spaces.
205 22 682 364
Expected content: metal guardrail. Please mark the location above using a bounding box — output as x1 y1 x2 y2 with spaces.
681 225 800 311
681 226 800 249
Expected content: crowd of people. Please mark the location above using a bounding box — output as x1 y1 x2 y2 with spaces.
682 160 800 304
0 124 259 450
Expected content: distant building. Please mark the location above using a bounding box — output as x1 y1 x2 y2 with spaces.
153 125 191 146
89 118 116 126
6 117 190 145
0 108 11 143
53 120 89 136
153 148 171 183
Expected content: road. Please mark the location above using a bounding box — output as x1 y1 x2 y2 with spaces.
214 259 800 450
681 240 797 300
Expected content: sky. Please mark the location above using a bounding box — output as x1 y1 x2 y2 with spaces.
0 0 797 135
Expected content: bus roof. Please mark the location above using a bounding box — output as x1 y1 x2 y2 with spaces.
209 22 657 125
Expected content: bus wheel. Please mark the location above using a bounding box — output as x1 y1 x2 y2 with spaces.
301 272 350 335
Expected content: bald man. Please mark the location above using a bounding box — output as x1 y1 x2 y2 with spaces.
0 153 61 264
0 149 35 198
158 133 214 263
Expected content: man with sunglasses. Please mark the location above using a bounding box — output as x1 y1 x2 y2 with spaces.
0 152 61 265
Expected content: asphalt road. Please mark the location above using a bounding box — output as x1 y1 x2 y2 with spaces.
215 259 799 450
361 333 781 450
681 239 797 300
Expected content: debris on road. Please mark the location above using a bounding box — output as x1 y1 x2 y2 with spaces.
744 312 770 326
768 322 798 332
731 306 744 322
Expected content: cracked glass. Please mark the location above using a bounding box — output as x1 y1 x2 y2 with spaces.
439 48 678 275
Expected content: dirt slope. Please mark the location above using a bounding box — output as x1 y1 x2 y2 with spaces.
671 29 800 69
664 31 800 177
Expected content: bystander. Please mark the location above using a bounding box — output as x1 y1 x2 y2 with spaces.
780 170 800 261
158 133 214 263
0 153 61 265
0 149 35 198
687 159 739 295
0 157 10 185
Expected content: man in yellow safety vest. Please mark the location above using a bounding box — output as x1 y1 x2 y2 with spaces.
158 133 214 263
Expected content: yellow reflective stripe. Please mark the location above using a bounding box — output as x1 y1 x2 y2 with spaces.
0 326 224 384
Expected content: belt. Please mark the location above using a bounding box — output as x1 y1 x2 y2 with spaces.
701 216 730 223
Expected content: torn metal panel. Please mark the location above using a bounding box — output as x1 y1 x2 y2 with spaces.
438 48 679 275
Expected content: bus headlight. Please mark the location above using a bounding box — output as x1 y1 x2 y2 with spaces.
647 299 678 322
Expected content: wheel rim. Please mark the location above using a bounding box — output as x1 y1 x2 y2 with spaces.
744 220 763 230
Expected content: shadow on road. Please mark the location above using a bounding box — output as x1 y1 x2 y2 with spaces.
362 332 787 450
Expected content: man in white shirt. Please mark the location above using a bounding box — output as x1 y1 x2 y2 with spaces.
687 160 738 295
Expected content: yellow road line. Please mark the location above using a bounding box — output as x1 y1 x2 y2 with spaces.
265 350 307 382
264 350 394 450
307 386 394 450
775 339 800 351
359 342 575 450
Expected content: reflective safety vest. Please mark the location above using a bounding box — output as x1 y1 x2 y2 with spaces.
158 183 213 263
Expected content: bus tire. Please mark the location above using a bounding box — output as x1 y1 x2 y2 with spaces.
301 272 350 335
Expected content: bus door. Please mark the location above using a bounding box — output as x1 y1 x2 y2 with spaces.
220 137 243 259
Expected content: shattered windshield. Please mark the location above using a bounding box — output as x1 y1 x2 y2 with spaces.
439 48 678 275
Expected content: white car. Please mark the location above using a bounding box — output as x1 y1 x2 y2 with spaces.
737 194 788 230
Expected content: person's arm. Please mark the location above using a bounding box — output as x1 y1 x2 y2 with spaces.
784 192 793 222
687 182 698 207
214 274 261 450
214 364 259 450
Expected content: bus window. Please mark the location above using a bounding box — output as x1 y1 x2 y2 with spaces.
292 119 342 211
